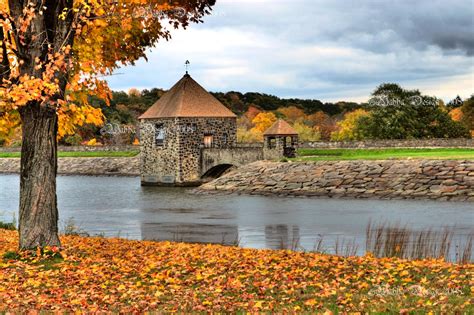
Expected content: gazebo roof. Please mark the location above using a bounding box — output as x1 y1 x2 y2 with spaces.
139 74 236 119
263 119 298 136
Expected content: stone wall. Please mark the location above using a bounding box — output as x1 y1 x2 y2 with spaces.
139 118 181 185
302 138 474 149
201 147 263 175
0 156 139 176
178 117 237 184
139 117 237 186
196 160 474 201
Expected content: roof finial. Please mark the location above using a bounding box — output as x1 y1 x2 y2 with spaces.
185 60 190 75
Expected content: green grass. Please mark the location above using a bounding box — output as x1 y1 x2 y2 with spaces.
295 148 474 161
0 151 139 158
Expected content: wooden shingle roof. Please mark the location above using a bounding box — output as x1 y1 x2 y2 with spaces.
263 119 298 136
139 74 236 119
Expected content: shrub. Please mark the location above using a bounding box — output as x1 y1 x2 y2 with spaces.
63 134 83 146
0 221 16 230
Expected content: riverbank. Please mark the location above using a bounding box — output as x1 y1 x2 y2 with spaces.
0 156 139 176
195 160 474 202
0 229 472 313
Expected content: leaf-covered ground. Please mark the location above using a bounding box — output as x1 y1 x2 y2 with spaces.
0 229 472 313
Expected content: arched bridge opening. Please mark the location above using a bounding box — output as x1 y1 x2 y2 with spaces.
201 147 264 180
201 164 235 180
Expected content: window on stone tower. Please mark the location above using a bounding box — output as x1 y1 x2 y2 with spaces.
154 124 165 147
204 134 213 148
223 133 228 145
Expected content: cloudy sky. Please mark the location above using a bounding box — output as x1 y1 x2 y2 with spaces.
106 0 474 103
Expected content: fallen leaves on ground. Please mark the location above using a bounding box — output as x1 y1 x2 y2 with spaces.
0 229 472 313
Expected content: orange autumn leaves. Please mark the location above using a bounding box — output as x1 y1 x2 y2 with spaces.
0 229 472 313
0 0 214 142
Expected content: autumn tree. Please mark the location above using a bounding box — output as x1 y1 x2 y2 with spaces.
330 109 369 141
236 105 261 132
307 111 337 140
276 106 305 124
0 0 215 249
292 122 320 141
244 105 262 121
128 88 141 98
251 112 277 134
236 127 262 143
449 107 463 122
460 95 474 135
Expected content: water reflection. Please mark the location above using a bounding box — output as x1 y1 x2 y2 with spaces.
141 223 239 245
265 225 301 250
0 174 472 255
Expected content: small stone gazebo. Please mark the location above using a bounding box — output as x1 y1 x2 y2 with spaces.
263 119 299 159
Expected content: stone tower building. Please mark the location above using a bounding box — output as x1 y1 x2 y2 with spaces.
139 74 237 186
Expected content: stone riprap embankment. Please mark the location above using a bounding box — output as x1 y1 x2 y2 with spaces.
0 156 139 176
195 160 474 201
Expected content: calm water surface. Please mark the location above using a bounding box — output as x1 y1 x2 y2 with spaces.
0 175 472 252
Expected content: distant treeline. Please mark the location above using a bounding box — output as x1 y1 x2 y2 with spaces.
89 88 364 125
211 91 363 116
64 84 471 146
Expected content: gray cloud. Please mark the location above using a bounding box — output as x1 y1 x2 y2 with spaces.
206 0 474 55
107 0 474 102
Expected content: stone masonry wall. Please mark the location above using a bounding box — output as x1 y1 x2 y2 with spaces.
302 138 474 149
178 117 237 184
140 117 236 185
140 118 181 185
201 147 263 175
196 160 474 201
0 156 139 176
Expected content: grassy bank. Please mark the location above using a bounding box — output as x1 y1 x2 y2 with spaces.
0 151 139 158
0 229 472 313
295 148 474 161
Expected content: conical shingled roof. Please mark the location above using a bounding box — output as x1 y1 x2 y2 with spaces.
139 74 236 119
263 119 298 136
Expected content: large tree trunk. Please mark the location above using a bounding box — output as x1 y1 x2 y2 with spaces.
7 0 75 249
18 103 60 249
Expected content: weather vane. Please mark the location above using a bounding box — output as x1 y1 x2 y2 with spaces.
185 60 190 74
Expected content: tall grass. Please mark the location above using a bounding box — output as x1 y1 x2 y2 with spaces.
334 237 359 257
365 221 473 264
61 217 89 237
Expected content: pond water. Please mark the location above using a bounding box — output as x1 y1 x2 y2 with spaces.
0 175 472 254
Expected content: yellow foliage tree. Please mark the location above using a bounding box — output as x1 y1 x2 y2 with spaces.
251 112 277 133
237 127 263 143
331 109 370 141
292 122 321 141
